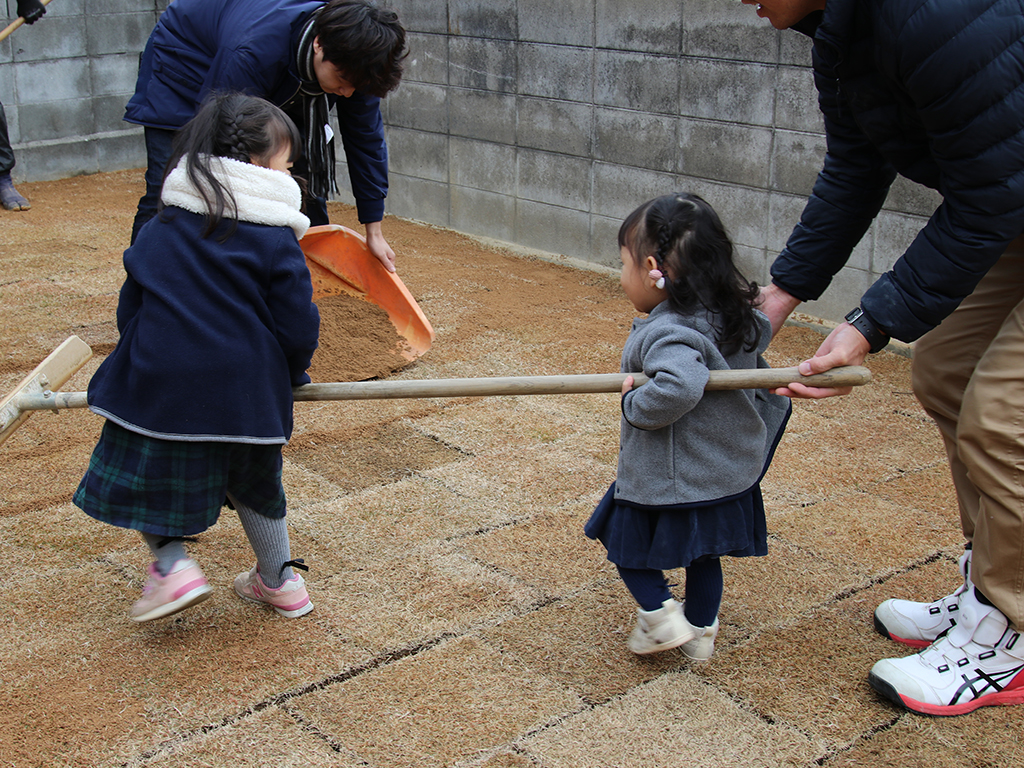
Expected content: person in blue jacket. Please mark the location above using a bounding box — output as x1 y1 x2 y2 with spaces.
741 0 1024 716
74 92 321 623
125 0 407 271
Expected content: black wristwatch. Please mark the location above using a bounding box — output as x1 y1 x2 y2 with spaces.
844 307 890 353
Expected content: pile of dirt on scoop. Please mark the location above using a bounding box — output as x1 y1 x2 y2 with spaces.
307 292 410 382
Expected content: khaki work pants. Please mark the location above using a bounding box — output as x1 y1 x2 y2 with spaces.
913 235 1024 628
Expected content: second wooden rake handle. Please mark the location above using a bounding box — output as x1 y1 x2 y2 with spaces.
13 366 872 412
0 0 53 43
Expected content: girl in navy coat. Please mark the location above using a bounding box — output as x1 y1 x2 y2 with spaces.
74 92 320 623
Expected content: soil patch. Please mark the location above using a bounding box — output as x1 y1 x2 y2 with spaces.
308 292 408 382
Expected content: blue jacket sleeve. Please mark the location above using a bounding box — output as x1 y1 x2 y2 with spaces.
335 92 388 223
265 229 320 386
115 272 144 336
770 78 897 303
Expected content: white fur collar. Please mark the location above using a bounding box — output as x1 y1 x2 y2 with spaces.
161 156 310 239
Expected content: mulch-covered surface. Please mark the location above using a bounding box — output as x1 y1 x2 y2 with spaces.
1 171 1019 767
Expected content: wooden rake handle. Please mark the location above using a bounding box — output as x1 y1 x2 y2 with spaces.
8 364 871 415
0 335 91 445
3 354 869 445
3 338 870 448
290 366 872 402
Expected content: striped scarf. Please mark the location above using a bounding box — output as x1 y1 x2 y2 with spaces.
296 14 337 200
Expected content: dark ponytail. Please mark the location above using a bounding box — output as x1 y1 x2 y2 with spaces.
618 193 761 354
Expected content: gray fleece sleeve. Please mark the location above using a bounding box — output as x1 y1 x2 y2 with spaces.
621 325 710 431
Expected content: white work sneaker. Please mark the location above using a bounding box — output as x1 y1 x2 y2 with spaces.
681 616 720 661
869 588 1024 716
874 547 972 648
627 598 696 655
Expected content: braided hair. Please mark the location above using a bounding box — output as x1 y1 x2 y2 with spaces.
618 193 761 354
161 92 303 240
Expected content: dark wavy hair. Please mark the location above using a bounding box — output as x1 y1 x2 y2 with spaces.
161 92 303 240
316 0 407 97
618 193 762 354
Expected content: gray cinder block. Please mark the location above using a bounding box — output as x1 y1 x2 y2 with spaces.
450 136 516 193
517 148 591 209
679 118 772 187
518 43 593 103
405 32 449 86
449 88 515 143
519 0 595 47
594 50 679 114
596 0 682 54
451 185 515 242
515 198 591 258
450 0 517 40
387 126 449 182
594 107 678 173
516 97 593 157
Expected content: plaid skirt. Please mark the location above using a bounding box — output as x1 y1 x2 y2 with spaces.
73 420 287 537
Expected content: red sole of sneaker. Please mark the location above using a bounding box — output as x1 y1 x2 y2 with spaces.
873 613 932 649
870 671 1024 716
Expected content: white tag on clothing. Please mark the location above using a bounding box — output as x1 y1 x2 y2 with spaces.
324 123 334 143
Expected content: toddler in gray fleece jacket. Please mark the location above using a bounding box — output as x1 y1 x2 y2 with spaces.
586 193 789 658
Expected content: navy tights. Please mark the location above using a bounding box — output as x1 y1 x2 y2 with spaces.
617 558 723 628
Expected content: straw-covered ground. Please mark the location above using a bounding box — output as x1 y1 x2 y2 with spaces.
1 171 1019 767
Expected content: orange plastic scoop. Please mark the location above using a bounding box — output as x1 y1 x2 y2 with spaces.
300 224 434 361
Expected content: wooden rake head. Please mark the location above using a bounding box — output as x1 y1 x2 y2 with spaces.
0 335 92 446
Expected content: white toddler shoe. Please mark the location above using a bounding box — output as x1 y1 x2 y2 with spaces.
681 616 720 660
627 598 697 655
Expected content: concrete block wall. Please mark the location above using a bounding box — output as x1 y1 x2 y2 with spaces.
344 0 942 326
0 0 164 183
0 0 941 326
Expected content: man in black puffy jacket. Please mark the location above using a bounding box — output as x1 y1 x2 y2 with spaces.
743 0 1024 716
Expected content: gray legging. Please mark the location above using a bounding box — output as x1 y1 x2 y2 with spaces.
141 496 295 588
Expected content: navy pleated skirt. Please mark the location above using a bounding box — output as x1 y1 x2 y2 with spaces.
584 482 768 570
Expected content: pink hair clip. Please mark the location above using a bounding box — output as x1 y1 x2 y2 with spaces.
648 269 666 290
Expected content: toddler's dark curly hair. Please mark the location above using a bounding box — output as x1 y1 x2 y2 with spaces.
619 193 762 354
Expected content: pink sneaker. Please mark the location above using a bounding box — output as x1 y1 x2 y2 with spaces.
233 565 313 618
130 559 212 622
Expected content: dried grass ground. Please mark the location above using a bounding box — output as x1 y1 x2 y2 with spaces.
1 171 1020 767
